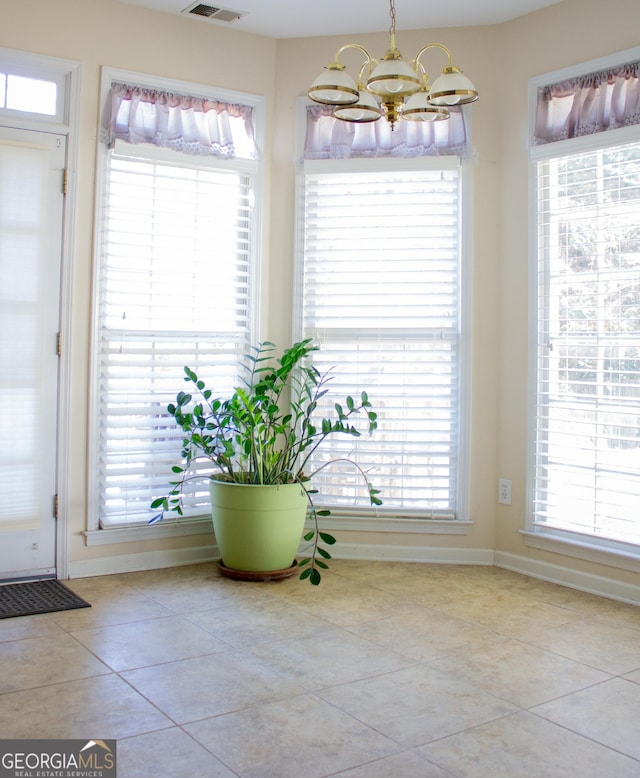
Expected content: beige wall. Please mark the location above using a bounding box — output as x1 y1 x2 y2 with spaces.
0 0 276 568
1 0 638 587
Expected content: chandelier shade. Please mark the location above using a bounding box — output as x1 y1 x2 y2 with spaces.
308 0 478 129
308 66 359 105
333 90 384 122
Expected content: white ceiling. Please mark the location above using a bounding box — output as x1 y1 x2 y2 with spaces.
117 0 565 39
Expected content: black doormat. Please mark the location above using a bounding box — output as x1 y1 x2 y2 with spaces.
0 580 91 619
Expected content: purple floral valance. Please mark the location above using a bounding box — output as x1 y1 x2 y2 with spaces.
534 61 640 145
304 104 468 160
101 82 258 159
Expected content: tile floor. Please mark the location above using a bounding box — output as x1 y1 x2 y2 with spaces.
1 560 640 777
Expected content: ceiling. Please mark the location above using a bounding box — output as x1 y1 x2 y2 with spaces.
116 0 565 39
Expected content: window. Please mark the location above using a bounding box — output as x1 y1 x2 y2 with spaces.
0 49 69 123
532 141 640 548
530 50 640 554
91 73 262 530
297 157 468 520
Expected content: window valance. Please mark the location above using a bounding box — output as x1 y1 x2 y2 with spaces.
534 60 640 145
304 104 468 160
101 81 258 159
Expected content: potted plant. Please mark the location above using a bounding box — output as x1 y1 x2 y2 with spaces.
150 338 381 585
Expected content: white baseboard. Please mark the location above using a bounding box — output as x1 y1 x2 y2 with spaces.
494 551 640 606
67 545 218 579
66 542 493 579
332 542 494 565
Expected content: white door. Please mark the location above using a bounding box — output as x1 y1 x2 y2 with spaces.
0 126 65 580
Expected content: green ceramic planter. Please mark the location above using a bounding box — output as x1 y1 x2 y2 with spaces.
209 477 308 573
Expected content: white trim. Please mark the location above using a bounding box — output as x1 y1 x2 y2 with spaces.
307 513 473 535
66 542 491 579
67 545 218 579
332 544 493 565
520 530 640 574
495 550 640 606
85 516 213 546
0 47 76 128
86 512 472 547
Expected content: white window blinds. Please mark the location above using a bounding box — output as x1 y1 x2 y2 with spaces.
95 141 256 527
533 140 640 546
299 161 462 517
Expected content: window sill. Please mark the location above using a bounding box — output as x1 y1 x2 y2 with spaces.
85 513 473 546
85 516 213 546
520 528 640 573
309 512 473 535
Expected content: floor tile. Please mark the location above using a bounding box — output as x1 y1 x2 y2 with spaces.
532 677 640 760
50 589 174 630
332 748 452 777
0 613 64 643
318 663 517 747
185 598 328 646
3 561 639 777
0 675 171 739
267 574 416 626
71 615 230 671
185 693 401 778
420 709 640 777
143 576 270 614
248 627 415 690
431 635 611 707
0 632 109 693
117 727 237 777
122 650 306 723
431 587 580 638
526 617 640 674
346 606 498 662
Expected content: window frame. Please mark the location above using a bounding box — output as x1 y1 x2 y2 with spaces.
86 68 264 544
293 100 473 535
526 48 640 571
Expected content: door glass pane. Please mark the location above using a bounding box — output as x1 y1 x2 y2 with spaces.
0 140 52 530
6 75 57 115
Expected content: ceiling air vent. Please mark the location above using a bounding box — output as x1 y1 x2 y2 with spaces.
182 3 245 23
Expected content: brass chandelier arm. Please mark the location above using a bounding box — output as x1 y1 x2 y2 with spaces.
414 42 455 72
328 43 377 82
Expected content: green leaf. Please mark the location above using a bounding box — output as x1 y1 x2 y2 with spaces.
171 465 183 474
309 568 322 585
150 497 166 509
317 547 332 560
319 532 336 545
303 531 314 542
299 567 312 580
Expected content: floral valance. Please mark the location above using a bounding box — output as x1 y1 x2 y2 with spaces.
534 61 640 145
101 81 258 159
304 104 468 160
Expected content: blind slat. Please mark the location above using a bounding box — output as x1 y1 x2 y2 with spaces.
301 166 461 514
534 139 640 546
95 147 255 527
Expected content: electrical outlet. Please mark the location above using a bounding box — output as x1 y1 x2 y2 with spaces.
498 478 512 505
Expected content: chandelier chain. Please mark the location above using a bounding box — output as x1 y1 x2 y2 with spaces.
389 0 396 36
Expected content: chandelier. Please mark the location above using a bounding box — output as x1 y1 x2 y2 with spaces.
308 0 478 129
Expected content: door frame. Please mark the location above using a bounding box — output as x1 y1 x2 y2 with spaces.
0 48 82 579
